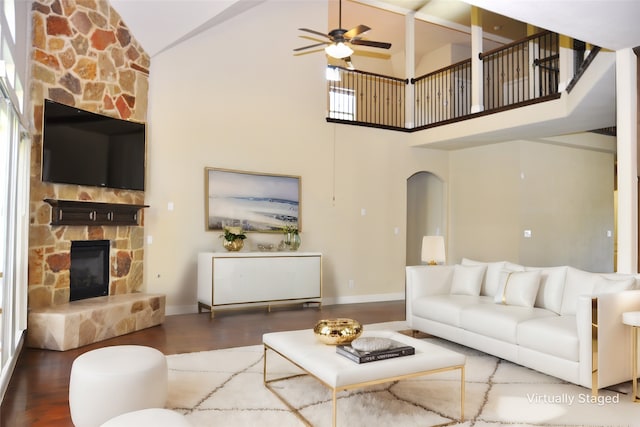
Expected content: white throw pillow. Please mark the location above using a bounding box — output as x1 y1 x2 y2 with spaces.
560 267 600 315
494 269 542 307
461 258 505 297
527 266 567 315
450 264 487 296
592 277 635 294
504 262 525 272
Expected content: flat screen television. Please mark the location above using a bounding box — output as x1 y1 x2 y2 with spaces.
41 99 146 191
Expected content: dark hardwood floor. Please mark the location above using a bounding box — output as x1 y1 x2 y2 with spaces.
0 301 405 426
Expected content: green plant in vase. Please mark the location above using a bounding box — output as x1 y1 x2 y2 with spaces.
220 226 246 251
281 223 301 251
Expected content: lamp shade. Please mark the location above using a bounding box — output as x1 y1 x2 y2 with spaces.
325 42 353 59
421 236 445 265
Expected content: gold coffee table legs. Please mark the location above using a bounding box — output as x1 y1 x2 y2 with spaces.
263 344 465 427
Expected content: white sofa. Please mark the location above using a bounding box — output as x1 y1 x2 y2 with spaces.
406 259 640 393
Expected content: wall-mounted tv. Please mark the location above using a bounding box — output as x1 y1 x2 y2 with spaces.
41 99 146 191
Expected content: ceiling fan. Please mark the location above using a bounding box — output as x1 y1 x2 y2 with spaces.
294 0 391 68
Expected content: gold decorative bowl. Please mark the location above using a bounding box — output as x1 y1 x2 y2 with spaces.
313 318 363 345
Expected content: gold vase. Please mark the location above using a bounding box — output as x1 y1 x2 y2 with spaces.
223 238 244 251
313 318 363 345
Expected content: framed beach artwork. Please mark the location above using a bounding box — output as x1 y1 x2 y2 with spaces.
205 167 301 232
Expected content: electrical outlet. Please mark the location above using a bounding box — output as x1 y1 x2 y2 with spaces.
348 279 355 289
524 230 532 238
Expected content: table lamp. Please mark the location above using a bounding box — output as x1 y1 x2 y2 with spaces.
421 235 445 265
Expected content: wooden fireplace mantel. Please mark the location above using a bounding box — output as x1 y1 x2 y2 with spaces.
44 199 149 226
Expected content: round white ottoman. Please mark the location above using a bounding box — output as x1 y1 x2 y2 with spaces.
69 345 168 427
100 408 192 427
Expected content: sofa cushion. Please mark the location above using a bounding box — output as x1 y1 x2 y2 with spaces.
526 266 567 315
560 267 601 316
462 259 504 297
561 268 635 315
461 258 525 297
412 295 492 327
601 273 640 290
450 264 486 296
517 315 578 362
592 276 635 294
493 270 542 307
460 304 557 344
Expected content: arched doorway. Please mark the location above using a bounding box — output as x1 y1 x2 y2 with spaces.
406 172 446 266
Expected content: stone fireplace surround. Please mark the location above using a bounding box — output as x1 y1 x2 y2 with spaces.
27 0 162 351
27 201 165 351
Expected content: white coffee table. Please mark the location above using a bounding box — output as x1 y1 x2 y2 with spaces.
263 329 465 426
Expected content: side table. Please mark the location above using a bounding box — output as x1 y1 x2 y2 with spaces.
622 311 640 402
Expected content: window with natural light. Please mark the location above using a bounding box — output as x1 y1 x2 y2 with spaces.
328 86 355 121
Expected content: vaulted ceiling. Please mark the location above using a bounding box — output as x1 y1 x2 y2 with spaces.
111 0 640 59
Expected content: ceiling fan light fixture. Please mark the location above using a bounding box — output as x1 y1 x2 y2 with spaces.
325 42 353 59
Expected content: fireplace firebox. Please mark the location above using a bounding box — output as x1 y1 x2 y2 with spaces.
70 240 110 302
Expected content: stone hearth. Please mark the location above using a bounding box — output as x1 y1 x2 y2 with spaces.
27 293 165 351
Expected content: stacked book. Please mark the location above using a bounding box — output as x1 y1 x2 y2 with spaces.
336 338 415 363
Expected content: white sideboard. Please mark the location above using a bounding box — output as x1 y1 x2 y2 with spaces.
197 251 322 316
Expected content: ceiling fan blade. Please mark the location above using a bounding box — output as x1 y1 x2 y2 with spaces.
350 39 392 49
344 25 370 39
293 42 329 52
298 28 330 39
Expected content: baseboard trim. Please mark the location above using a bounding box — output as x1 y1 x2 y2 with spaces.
166 305 199 316
321 292 405 306
166 293 405 316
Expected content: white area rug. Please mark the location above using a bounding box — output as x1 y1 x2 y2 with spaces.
166 322 640 426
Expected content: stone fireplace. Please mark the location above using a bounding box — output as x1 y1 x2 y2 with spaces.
28 0 151 309
26 0 165 351
70 239 110 301
26 219 165 351
28 218 145 308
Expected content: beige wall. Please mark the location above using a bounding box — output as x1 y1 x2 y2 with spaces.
144 1 448 313
416 43 471 76
449 142 521 263
518 140 614 269
448 139 614 271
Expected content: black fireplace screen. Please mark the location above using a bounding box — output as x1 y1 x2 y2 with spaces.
70 240 110 301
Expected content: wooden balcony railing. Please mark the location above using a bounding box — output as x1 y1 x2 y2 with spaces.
327 31 594 131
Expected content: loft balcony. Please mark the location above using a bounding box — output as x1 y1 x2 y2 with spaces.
326 31 615 150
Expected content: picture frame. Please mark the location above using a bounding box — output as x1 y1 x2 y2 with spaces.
205 167 301 232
